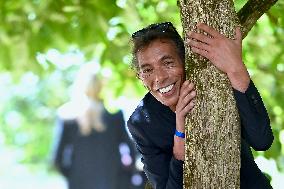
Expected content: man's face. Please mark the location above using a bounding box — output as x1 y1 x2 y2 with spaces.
137 39 185 110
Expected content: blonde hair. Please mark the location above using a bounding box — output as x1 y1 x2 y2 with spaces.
57 63 106 135
77 73 106 135
61 62 104 135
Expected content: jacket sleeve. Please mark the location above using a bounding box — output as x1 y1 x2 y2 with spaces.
233 80 274 151
116 110 136 159
113 110 137 170
127 120 183 189
53 118 74 178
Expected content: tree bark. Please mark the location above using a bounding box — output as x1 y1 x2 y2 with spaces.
179 1 241 188
178 0 278 188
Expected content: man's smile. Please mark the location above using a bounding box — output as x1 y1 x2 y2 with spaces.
158 82 175 94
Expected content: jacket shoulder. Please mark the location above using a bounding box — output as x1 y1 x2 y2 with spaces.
127 93 153 140
127 95 147 126
127 94 150 127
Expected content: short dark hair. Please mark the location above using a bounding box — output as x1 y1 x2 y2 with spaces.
130 22 185 72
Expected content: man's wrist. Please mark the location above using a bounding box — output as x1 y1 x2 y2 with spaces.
175 130 185 138
176 119 185 132
227 65 250 93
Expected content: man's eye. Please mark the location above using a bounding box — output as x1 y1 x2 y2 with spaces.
142 68 152 73
165 61 174 67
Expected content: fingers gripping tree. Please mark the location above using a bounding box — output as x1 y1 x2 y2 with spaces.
178 0 277 188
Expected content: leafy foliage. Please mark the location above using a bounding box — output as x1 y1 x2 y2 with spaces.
0 0 283 179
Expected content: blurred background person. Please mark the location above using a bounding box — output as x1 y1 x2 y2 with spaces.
52 63 143 189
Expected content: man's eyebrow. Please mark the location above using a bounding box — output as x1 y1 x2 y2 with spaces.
160 55 174 61
140 63 151 69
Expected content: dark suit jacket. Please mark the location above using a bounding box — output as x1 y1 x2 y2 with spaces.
127 81 274 189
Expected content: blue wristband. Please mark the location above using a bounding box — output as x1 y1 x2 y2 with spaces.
175 130 185 138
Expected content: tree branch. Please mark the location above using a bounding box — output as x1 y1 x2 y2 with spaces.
238 0 278 38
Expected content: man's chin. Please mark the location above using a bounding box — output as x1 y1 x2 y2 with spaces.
156 95 177 108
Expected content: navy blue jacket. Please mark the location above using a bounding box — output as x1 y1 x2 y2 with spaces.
127 81 273 189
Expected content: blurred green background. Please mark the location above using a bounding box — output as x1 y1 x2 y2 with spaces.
0 0 283 188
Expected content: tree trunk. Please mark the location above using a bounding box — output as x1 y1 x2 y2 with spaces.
178 0 277 188
179 1 241 188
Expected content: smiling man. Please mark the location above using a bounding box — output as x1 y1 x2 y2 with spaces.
136 39 186 110
127 22 273 189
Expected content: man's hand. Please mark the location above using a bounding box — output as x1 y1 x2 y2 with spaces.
173 80 196 161
175 80 195 132
186 23 250 92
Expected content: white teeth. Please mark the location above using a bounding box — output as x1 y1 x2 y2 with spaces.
159 84 174 94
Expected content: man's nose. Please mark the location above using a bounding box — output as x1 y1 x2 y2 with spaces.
154 69 168 84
